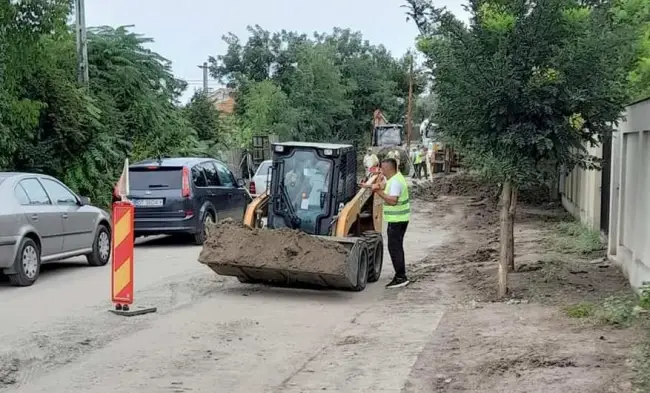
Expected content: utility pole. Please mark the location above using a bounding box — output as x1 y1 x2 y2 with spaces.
198 62 209 93
406 52 414 150
75 0 89 85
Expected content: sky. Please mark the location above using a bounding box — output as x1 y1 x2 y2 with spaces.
85 0 469 103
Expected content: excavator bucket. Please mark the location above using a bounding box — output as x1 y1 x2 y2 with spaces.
197 220 382 291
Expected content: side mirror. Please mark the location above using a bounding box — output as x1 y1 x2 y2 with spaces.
237 178 245 187
79 196 91 205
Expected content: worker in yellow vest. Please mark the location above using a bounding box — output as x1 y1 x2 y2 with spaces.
413 146 423 179
361 158 410 288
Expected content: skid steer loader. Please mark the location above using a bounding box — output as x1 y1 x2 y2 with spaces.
199 141 385 291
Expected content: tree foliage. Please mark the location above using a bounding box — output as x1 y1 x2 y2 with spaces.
0 1 220 207
614 0 650 101
406 0 636 297
209 26 427 146
1 3 422 208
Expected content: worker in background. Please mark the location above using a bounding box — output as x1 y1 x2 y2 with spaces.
363 147 379 174
425 142 434 179
361 158 410 288
413 145 423 179
409 147 417 178
419 145 429 179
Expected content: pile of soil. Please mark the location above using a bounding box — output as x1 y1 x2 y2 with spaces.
198 219 350 276
411 173 498 202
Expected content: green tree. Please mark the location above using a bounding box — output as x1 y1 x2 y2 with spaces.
407 0 635 298
238 79 295 140
615 0 650 101
208 26 426 147
0 0 204 206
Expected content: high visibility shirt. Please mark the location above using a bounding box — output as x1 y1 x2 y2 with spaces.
383 172 410 223
414 151 423 164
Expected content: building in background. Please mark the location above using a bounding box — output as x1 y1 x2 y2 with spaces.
210 87 235 114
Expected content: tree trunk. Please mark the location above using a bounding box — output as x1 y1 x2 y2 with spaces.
498 181 516 299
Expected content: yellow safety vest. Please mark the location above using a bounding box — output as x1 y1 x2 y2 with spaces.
383 172 410 223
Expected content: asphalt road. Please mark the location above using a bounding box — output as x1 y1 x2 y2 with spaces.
0 203 448 393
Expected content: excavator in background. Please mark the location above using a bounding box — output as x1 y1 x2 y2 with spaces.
369 109 412 176
199 141 385 292
420 118 461 175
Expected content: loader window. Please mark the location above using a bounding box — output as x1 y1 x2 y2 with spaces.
425 124 437 139
376 127 402 146
280 150 332 225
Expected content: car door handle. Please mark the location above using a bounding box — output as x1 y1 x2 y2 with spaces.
30 214 39 221
61 213 68 219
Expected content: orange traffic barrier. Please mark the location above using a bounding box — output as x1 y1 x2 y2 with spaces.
111 201 134 306
110 201 156 317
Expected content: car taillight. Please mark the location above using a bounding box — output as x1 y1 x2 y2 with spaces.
181 166 191 197
249 181 256 194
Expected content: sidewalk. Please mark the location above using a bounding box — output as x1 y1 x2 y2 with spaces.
404 176 646 393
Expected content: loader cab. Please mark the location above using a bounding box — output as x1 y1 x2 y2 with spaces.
268 142 357 236
372 124 404 147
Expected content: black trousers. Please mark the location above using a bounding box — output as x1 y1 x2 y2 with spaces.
387 221 409 278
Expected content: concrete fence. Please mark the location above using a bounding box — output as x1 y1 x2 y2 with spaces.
608 98 650 289
560 144 603 232
559 97 650 290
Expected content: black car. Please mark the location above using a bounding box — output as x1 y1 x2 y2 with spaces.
115 157 251 244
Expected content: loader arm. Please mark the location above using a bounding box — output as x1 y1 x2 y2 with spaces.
243 190 270 228
333 173 383 237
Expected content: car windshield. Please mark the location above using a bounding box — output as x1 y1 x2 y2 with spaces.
377 127 402 146
256 161 271 177
129 167 182 190
279 150 332 228
425 124 438 139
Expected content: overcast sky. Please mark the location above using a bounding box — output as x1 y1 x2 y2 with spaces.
85 0 469 103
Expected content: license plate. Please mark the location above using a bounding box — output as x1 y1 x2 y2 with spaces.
134 199 163 207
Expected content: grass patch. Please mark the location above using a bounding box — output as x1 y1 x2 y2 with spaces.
633 325 650 393
548 221 604 255
564 302 596 318
563 289 650 391
563 292 644 327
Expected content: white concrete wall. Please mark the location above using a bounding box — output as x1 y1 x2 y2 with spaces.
608 98 650 290
560 144 603 232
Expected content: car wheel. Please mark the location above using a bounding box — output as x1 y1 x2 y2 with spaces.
8 238 41 287
87 225 111 266
193 211 215 245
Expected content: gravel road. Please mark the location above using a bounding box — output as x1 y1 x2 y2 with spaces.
0 203 447 393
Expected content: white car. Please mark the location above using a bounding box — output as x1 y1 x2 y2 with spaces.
249 160 272 197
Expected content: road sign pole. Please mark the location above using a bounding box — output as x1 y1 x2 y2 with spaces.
109 201 156 317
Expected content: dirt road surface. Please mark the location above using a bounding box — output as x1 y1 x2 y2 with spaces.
0 202 449 393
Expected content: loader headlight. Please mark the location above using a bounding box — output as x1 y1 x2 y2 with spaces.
323 149 333 156
274 145 284 152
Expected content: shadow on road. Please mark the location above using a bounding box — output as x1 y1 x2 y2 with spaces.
0 260 91 288
220 282 379 304
135 234 197 248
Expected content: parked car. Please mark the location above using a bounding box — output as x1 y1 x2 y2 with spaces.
0 173 112 287
249 160 272 197
116 157 251 245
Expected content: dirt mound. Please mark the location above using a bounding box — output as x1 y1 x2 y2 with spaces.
411 173 498 202
198 219 352 283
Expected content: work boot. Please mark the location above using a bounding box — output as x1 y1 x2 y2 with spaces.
386 276 410 288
